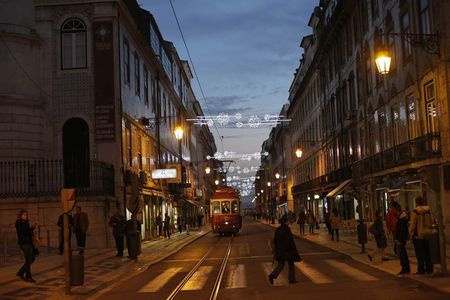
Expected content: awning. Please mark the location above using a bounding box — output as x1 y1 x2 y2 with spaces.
326 179 352 198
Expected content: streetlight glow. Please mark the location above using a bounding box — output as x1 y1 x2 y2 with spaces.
295 148 303 158
275 172 280 179
205 166 211 174
267 182 271 187
215 179 219 185
375 49 392 75
174 126 184 140
261 189 264 193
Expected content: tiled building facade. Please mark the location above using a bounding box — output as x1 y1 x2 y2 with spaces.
0 0 216 248
260 0 450 243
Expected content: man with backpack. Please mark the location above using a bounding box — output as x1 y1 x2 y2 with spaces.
409 197 435 274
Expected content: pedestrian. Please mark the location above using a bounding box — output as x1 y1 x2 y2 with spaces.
57 212 73 255
330 208 342 241
163 213 171 238
177 215 183 234
297 209 306 236
394 203 410 275
109 207 126 257
385 201 399 255
268 215 301 285
73 206 89 254
156 215 162 237
324 209 332 235
307 211 316 234
409 196 434 274
15 209 37 283
368 210 388 262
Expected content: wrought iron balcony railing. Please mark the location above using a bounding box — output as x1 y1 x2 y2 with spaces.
0 160 114 198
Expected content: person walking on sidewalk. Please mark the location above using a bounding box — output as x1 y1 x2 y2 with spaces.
368 210 388 262
268 215 302 285
307 211 316 234
177 215 184 234
330 208 342 241
73 206 89 254
15 209 37 283
386 201 399 255
156 215 162 237
163 213 171 239
394 203 410 275
109 208 126 257
324 210 332 235
57 212 73 255
297 209 306 236
409 197 434 274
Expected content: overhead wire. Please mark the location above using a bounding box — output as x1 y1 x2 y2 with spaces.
167 0 224 151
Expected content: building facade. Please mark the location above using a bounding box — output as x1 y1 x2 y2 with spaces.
261 0 450 243
0 0 216 248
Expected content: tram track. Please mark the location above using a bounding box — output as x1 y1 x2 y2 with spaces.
166 235 234 300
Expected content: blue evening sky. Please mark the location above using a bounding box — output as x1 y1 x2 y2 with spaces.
141 0 315 202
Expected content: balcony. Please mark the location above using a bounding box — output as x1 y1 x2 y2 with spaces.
353 133 441 177
0 160 115 198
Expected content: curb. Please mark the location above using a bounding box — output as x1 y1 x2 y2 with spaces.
85 229 211 300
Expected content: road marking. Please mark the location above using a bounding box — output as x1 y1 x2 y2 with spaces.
225 264 247 289
324 260 378 281
261 262 288 286
181 266 214 291
138 267 183 293
294 262 334 284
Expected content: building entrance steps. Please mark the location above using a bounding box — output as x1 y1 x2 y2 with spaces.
261 219 450 295
0 228 209 299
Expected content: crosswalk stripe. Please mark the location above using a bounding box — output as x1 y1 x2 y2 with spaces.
294 262 334 284
181 266 214 291
324 260 378 281
261 262 289 286
225 264 247 289
138 267 183 293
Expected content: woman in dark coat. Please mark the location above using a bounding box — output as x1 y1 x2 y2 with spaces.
368 210 388 262
269 215 301 285
15 209 37 282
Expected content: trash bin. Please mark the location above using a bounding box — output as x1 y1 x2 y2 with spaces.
70 253 84 286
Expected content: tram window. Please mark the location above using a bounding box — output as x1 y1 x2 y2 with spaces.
221 201 230 213
212 202 220 214
231 201 239 214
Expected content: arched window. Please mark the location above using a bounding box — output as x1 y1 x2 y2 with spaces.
61 18 87 69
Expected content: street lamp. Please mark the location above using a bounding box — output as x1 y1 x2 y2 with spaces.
261 189 264 193
375 49 391 75
267 182 271 187
275 172 280 179
174 126 184 192
215 179 219 185
205 166 211 174
295 148 303 158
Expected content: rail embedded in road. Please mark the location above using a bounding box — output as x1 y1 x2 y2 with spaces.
166 236 234 300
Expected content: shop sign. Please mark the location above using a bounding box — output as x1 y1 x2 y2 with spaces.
152 168 177 179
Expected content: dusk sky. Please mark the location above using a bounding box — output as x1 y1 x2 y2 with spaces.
141 0 315 202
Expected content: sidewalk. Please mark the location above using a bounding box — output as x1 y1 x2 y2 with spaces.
262 220 450 294
0 228 209 299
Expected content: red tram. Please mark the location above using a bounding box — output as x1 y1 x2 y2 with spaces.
210 187 242 234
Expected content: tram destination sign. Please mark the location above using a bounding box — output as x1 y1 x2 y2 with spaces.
151 168 178 179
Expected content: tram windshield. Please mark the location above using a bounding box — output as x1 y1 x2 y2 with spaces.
211 199 239 215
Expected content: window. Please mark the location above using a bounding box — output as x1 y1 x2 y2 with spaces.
221 201 230 214
401 11 412 60
123 38 130 85
418 0 432 34
406 94 420 139
134 52 140 96
126 124 132 167
391 104 400 145
212 202 220 214
371 0 379 21
138 135 143 170
424 81 438 133
386 14 396 72
143 66 149 106
61 18 87 69
365 48 373 94
231 200 239 214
